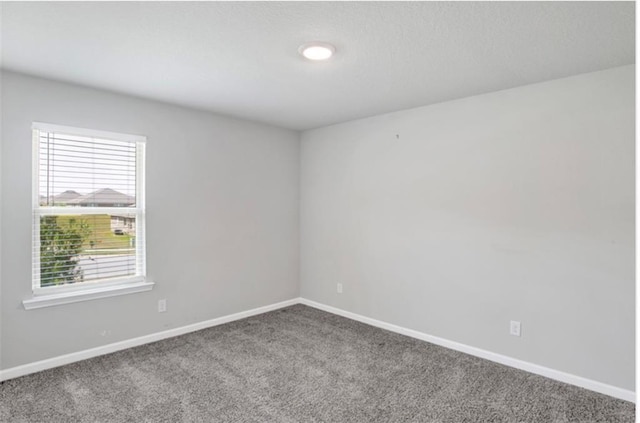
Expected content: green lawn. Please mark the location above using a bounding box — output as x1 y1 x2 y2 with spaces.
54 214 134 254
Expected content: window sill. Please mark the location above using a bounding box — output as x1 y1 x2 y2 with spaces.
22 281 155 310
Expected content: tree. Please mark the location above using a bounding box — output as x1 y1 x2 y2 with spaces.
40 216 91 286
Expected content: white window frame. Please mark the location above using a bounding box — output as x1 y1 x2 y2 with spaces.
24 122 153 310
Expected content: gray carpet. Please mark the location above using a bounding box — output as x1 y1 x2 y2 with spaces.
0 304 634 422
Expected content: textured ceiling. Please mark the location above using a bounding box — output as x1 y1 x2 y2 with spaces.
0 2 635 131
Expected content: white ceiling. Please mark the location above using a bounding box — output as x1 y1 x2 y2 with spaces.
1 2 634 131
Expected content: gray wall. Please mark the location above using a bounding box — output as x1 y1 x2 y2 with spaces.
0 71 300 369
1 66 635 393
300 65 635 390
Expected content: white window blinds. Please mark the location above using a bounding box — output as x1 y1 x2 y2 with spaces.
32 123 146 291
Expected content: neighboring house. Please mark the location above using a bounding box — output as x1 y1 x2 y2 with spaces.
53 190 81 205
66 188 134 207
110 214 135 234
39 190 81 206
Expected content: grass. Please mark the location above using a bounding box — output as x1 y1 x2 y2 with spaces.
54 214 134 254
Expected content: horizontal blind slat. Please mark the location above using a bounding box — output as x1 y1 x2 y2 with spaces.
40 134 136 149
39 141 136 153
39 146 136 158
39 153 136 166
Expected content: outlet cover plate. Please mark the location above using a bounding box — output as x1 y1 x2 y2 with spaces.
510 320 521 337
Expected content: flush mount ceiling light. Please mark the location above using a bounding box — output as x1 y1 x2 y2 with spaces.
298 42 336 61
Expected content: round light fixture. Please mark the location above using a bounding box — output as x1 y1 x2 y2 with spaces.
299 42 335 61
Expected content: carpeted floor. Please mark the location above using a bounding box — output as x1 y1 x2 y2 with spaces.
0 304 634 422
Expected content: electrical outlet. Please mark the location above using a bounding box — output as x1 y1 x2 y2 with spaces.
158 299 167 313
337 283 343 294
510 320 521 337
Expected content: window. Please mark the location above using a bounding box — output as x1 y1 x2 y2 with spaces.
25 123 152 309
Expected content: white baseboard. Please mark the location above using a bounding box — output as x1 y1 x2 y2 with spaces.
298 298 636 403
0 298 299 383
1 296 634 404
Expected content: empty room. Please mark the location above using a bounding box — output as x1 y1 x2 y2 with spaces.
0 1 635 422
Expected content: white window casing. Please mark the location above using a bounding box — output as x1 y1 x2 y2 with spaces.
25 122 153 309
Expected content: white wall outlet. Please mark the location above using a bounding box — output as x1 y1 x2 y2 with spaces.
158 299 167 313
337 283 343 294
510 320 521 337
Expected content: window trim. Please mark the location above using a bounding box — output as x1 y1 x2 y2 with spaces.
25 122 152 309
23 281 154 310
